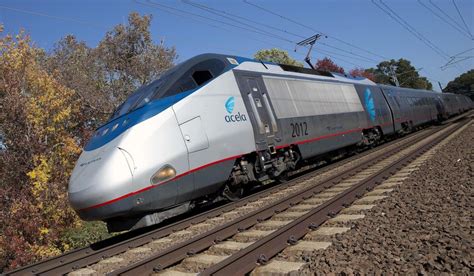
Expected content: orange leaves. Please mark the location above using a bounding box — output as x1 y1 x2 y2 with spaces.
350 68 376 82
315 57 345 74
0 27 82 269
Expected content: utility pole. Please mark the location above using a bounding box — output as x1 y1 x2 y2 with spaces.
438 82 443 92
389 65 400 87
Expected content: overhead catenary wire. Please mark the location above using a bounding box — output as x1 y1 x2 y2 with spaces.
0 4 107 29
142 0 295 44
179 0 296 44
183 0 381 64
429 0 465 30
134 0 287 57
373 0 467 74
381 0 468 73
314 46 376 64
451 0 473 38
440 48 474 71
417 0 472 40
138 0 442 84
139 0 378 70
441 56 473 70
241 0 444 83
242 0 389 60
182 0 306 40
319 42 379 63
451 47 474 58
374 0 450 60
429 0 472 37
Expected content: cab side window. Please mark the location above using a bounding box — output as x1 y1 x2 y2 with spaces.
160 58 226 98
192 70 213 85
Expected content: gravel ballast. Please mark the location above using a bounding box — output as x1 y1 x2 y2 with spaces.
302 123 473 275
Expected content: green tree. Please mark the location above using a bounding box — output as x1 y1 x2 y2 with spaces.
367 58 432 90
254 48 303 67
96 12 177 109
443 69 474 100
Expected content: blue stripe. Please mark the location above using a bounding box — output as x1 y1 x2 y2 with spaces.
84 91 193 151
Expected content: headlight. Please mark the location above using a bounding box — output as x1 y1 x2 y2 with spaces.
151 165 176 185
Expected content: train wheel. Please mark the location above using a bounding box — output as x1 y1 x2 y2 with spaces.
276 171 290 183
222 183 244 201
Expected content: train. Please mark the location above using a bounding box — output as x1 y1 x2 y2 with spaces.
68 53 473 232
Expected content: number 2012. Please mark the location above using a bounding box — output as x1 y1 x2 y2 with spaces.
291 122 308 137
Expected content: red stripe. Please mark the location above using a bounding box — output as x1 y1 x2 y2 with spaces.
81 122 403 211
276 127 364 150
79 154 243 211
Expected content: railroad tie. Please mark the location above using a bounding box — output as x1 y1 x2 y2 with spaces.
250 260 308 276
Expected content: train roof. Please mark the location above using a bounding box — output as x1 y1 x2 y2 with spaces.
186 53 377 86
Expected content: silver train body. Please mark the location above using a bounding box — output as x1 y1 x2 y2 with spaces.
68 54 473 231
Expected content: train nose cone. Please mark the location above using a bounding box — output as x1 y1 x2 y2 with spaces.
68 145 134 215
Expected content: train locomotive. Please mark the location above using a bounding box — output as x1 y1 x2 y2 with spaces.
68 53 473 232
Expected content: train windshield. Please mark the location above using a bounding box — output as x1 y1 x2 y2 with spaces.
110 65 182 120
110 55 228 121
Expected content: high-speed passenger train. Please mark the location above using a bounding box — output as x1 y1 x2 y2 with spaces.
68 53 472 231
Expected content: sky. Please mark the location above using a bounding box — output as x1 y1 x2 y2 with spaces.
0 0 473 91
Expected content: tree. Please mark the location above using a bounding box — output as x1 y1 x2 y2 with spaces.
47 12 177 119
0 13 179 270
45 12 177 131
367 58 432 90
349 68 376 82
254 48 303 67
0 28 82 269
96 12 177 109
443 69 474 100
314 57 344 73
45 35 109 131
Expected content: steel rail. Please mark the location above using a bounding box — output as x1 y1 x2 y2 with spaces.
200 120 468 276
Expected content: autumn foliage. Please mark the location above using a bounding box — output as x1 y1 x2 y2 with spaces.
349 68 376 81
0 28 82 269
315 57 345 73
0 13 176 271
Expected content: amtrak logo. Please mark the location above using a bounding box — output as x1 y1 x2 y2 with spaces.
225 97 235 113
364 88 376 122
224 96 247 123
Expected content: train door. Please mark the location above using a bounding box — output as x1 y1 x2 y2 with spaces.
434 96 445 119
380 88 401 133
175 115 209 202
239 75 279 152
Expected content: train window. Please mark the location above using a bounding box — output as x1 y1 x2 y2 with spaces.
153 58 226 99
110 57 227 121
110 78 165 120
192 70 213 86
167 77 197 94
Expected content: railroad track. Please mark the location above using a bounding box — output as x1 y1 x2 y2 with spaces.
108 118 469 276
7 114 470 276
